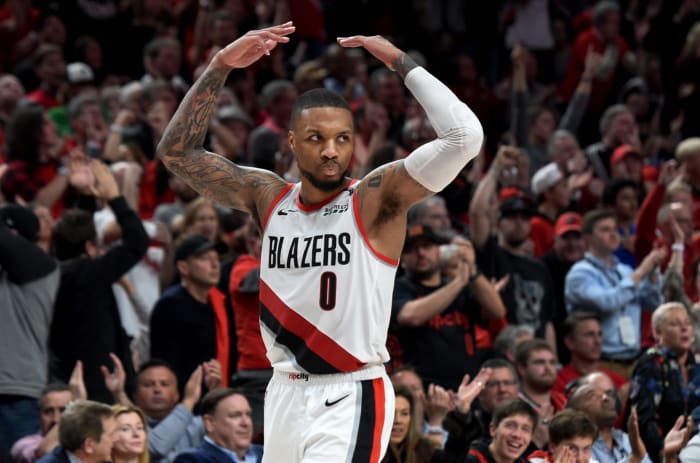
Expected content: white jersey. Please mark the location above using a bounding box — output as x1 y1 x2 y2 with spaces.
260 181 398 374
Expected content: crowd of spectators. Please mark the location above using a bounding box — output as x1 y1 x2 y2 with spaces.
2 0 700 463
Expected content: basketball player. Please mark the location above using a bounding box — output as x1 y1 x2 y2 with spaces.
157 21 484 463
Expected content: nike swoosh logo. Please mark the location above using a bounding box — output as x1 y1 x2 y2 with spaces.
324 394 350 407
277 210 288 215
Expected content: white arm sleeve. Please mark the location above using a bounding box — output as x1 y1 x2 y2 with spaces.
403 67 484 192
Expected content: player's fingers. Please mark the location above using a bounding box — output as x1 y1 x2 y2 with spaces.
337 36 365 47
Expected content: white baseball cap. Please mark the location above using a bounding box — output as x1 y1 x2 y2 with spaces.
531 162 564 195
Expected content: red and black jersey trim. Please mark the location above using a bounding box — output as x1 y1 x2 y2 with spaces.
350 378 386 463
259 280 365 374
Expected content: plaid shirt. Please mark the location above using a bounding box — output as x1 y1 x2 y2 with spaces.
0 159 63 216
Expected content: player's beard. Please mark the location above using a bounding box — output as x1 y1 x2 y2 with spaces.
300 166 349 192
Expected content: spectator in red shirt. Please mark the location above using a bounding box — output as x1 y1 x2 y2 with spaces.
559 1 634 113
553 312 628 403
25 44 65 110
0 102 69 218
529 163 571 257
675 138 700 230
515 340 567 449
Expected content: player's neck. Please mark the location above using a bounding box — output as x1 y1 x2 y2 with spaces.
299 178 352 206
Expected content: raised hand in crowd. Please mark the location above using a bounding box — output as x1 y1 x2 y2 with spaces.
454 368 492 414
425 383 451 427
663 415 693 463
628 407 648 463
202 359 223 391
68 361 87 401
633 244 667 286
181 365 203 411
101 352 131 405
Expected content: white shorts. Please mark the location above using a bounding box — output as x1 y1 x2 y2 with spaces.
262 365 394 463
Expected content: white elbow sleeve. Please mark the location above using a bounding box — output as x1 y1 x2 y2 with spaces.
403 67 484 192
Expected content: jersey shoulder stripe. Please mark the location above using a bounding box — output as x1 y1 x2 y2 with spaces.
350 191 398 266
259 279 365 373
262 183 294 230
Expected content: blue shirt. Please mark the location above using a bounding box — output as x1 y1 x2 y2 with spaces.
592 429 653 463
564 252 662 358
203 436 261 463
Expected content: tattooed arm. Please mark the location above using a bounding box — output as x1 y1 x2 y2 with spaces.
156 22 295 223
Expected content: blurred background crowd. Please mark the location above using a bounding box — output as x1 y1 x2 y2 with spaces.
1 0 700 463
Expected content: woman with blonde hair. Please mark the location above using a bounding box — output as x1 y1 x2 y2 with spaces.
383 383 435 463
111 405 149 463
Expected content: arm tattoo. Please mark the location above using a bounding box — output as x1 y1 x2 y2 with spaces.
393 53 419 79
158 67 228 159
156 66 283 213
367 174 382 188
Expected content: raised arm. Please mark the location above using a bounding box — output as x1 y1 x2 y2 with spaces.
337 35 483 257
156 22 295 225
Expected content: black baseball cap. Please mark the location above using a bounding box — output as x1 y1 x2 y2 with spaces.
174 234 215 262
499 196 535 217
404 223 446 248
0 204 39 242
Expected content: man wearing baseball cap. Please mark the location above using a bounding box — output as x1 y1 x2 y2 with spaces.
530 163 572 257
470 147 556 353
541 212 586 362
390 223 505 392
150 234 232 393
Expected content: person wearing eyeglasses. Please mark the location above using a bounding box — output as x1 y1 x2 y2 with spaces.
437 359 521 460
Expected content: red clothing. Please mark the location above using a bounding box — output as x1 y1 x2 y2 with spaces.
693 188 700 232
552 363 628 398
229 254 270 370
0 159 64 217
519 390 567 415
635 182 700 343
25 88 61 110
138 160 174 219
558 28 629 111
530 214 555 257
209 287 230 387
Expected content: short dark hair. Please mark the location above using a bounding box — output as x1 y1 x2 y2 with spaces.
482 358 518 377
514 339 553 366
59 400 113 451
491 398 537 429
290 88 351 128
549 409 599 445
581 208 616 235
562 311 601 339
51 209 97 261
200 388 243 417
137 358 176 377
602 178 639 207
41 382 71 398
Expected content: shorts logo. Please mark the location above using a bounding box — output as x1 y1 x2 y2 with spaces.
288 373 309 382
323 203 348 216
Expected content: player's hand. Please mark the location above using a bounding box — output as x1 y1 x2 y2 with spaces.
337 35 403 72
212 22 295 69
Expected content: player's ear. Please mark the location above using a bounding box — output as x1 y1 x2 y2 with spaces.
288 130 296 153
